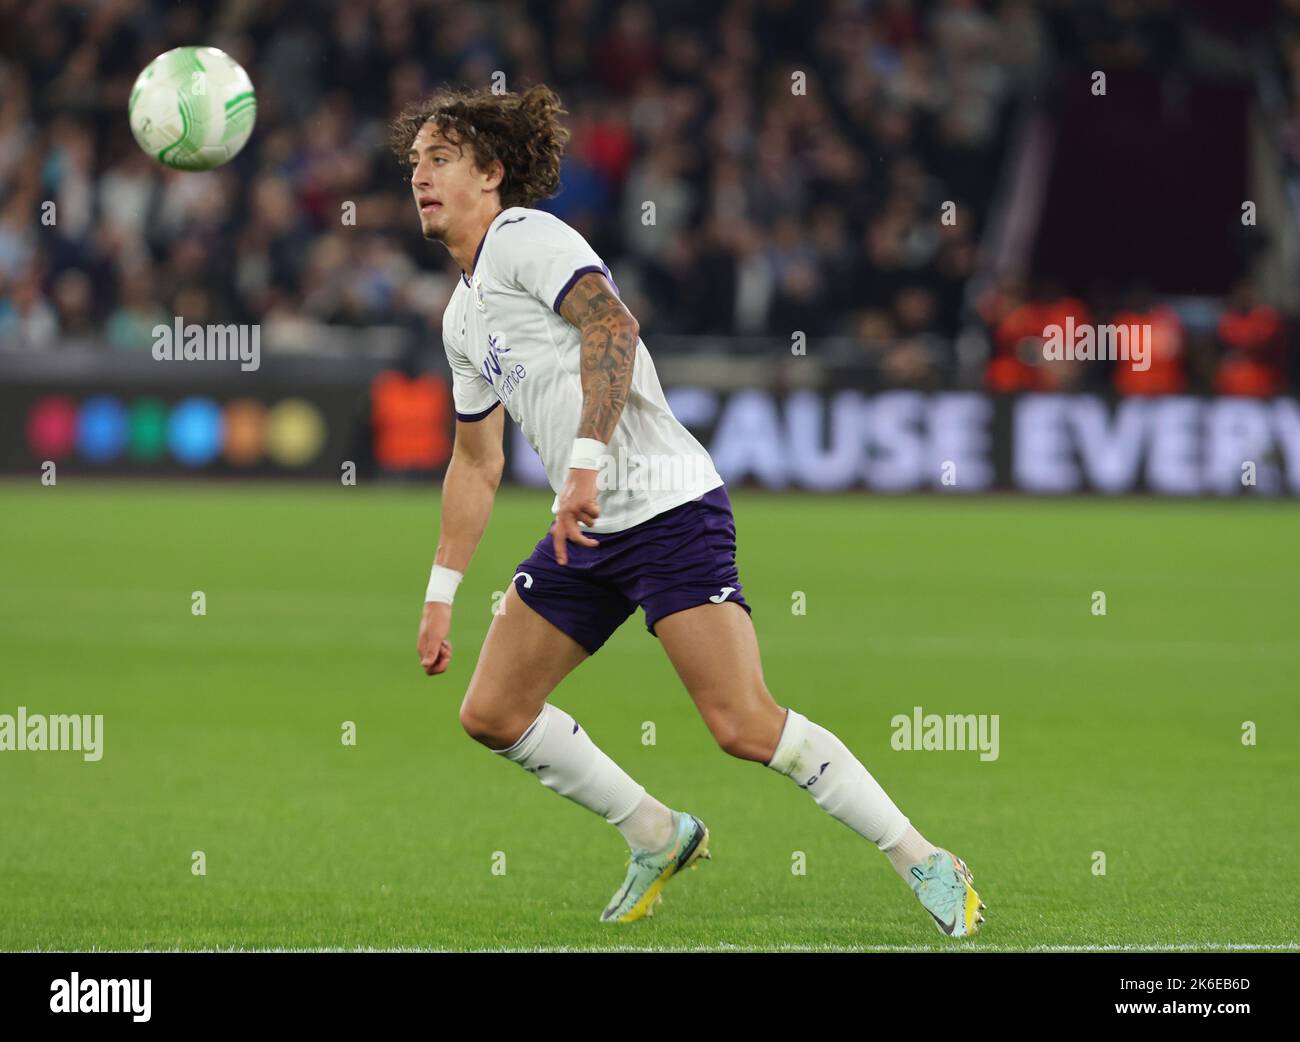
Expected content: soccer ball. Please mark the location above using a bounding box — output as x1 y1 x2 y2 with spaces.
128 46 256 171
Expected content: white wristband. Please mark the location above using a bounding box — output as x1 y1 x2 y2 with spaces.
425 563 464 605
569 437 608 471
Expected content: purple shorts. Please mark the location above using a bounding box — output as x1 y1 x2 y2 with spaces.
511 484 751 654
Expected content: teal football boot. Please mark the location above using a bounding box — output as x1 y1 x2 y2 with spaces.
908 849 986 937
599 810 711 923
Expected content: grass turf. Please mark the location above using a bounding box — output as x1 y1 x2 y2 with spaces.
0 481 1296 951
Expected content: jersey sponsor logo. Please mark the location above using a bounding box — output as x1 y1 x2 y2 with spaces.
472 273 485 311
480 333 511 383
481 332 527 402
708 587 736 603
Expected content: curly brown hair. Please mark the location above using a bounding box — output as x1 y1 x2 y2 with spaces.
388 84 570 209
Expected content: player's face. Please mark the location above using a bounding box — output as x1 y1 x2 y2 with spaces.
407 122 493 242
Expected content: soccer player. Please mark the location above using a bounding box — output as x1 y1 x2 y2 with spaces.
391 85 985 935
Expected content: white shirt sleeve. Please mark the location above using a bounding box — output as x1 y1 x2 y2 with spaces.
443 325 500 421
488 211 615 315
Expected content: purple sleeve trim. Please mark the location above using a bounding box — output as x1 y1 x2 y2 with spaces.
456 401 501 422
552 265 609 315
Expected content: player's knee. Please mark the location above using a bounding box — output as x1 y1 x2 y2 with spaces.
704 693 784 763
458 699 518 748
706 713 764 762
457 702 488 741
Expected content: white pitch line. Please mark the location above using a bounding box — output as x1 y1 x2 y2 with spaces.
33 942 1300 954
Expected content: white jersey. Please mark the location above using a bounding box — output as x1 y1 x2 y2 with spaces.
442 206 723 533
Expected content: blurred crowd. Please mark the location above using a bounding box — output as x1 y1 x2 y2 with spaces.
0 0 1295 395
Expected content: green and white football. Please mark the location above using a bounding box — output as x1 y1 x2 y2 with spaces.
128 46 256 171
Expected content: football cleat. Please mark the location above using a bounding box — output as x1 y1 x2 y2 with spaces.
908 849 985 937
599 810 711 923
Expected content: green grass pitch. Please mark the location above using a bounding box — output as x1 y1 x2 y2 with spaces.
1 480 1297 951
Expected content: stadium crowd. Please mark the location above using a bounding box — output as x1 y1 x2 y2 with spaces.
0 0 1295 395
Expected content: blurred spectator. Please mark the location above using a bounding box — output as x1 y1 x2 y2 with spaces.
0 272 59 349
1112 290 1188 396
1215 280 1288 397
981 276 1091 393
106 267 168 351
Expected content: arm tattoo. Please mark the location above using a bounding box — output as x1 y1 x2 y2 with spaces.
559 273 639 444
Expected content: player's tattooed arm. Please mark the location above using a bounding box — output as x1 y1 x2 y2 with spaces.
559 272 639 443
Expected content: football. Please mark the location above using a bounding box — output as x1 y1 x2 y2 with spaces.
128 46 256 171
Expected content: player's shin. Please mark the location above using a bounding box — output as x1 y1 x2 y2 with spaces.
764 707 940 878
492 703 675 852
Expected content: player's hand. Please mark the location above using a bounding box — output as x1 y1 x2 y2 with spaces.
552 467 600 565
417 600 454 675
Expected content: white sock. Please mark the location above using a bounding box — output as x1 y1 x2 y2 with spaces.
493 703 659 840
614 792 677 854
881 824 943 883
765 707 912 852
